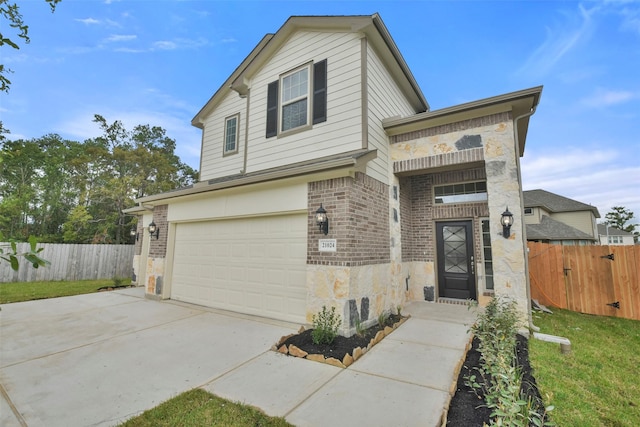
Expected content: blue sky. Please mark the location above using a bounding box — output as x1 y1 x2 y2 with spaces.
2 0 639 223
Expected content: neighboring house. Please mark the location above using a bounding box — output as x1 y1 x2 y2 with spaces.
126 14 542 333
523 189 600 245
597 224 636 245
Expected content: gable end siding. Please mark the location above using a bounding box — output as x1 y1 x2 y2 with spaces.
365 40 417 183
245 31 364 173
200 90 247 181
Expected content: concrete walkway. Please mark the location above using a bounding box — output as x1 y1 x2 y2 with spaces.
0 288 476 427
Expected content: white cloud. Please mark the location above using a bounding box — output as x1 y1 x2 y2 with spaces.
152 41 178 50
521 147 640 220
620 5 640 34
581 88 636 107
517 4 598 78
104 34 137 43
75 17 100 25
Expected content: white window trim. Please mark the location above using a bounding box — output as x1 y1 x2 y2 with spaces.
279 63 312 135
223 113 240 156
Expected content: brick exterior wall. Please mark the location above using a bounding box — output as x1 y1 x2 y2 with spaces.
149 204 168 258
400 168 489 263
308 172 390 266
394 147 484 175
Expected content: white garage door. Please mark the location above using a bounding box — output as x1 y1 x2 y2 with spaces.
171 214 307 323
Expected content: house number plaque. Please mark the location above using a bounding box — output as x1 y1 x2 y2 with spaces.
319 239 337 252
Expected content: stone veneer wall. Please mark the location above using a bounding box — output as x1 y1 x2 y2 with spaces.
145 204 168 297
390 111 530 322
307 172 394 336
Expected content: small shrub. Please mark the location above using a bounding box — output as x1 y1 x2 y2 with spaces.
113 277 124 287
354 316 365 337
311 306 341 345
377 310 389 327
396 305 402 317
466 297 554 427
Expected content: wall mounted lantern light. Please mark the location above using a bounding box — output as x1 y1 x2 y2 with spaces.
315 204 329 235
148 221 160 240
130 227 139 241
501 207 513 238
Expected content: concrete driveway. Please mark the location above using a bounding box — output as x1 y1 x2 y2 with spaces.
1 287 475 427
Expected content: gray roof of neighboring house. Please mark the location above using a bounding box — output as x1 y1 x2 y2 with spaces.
526 215 596 241
597 224 635 236
523 189 601 218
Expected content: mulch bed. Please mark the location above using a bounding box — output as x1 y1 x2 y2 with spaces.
446 334 546 426
276 314 404 362
277 315 546 426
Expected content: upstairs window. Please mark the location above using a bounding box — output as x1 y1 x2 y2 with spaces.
281 66 309 132
434 181 487 204
224 114 239 155
266 59 327 138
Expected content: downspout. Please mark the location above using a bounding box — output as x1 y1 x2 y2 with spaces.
241 89 250 175
512 106 538 333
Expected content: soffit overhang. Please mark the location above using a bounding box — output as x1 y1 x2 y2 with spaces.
133 149 377 207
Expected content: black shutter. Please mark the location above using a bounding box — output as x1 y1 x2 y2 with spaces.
312 59 327 125
266 80 279 138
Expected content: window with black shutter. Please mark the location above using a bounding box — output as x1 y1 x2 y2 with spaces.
265 59 327 138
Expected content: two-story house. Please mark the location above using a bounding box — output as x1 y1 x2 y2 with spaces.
126 14 542 334
523 189 600 245
597 224 636 245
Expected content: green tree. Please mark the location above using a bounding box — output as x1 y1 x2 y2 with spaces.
605 206 639 242
1 0 61 92
1 116 197 244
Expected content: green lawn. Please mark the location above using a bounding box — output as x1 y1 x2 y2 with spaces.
0 278 131 304
119 388 293 427
530 309 640 427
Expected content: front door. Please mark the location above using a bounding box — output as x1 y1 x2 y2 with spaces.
436 221 476 300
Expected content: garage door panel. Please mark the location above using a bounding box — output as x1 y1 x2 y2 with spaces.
171 214 307 323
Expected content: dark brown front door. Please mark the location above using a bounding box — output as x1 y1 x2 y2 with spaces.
436 221 476 300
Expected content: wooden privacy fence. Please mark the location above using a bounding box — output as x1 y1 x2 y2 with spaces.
0 243 134 283
528 242 640 321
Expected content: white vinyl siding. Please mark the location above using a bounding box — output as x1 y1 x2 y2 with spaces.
200 91 246 180
552 211 597 239
365 42 417 183
246 31 363 173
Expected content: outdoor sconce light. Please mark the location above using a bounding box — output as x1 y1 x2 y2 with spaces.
501 207 513 238
315 204 329 235
130 227 139 241
148 221 160 240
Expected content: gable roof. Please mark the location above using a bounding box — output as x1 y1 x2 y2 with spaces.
383 86 542 156
597 224 635 236
523 189 600 218
526 215 596 241
192 14 429 128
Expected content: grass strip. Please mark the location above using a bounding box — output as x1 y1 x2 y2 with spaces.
119 388 293 427
0 278 131 303
530 309 640 427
